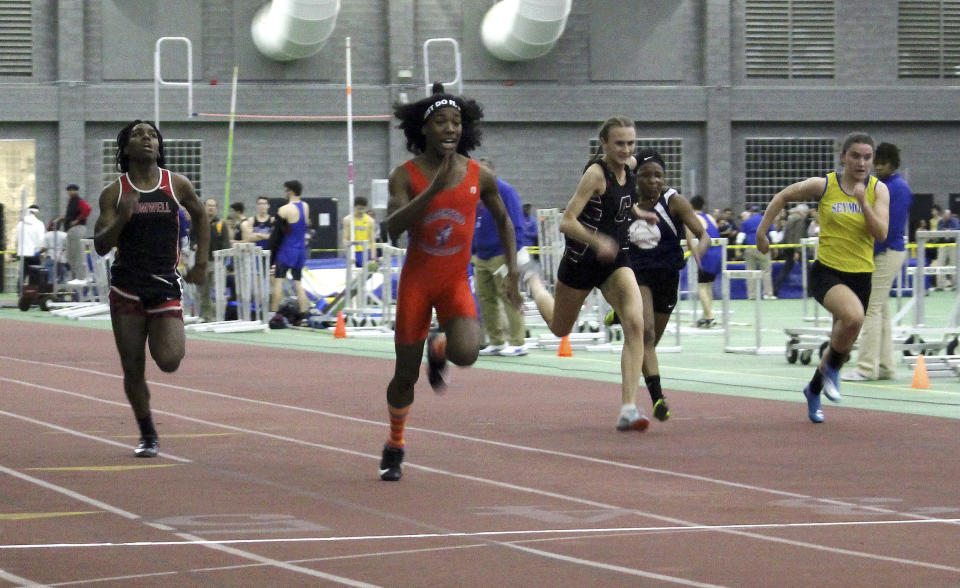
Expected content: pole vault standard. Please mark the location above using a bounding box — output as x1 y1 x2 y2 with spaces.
222 66 239 221
346 37 356 247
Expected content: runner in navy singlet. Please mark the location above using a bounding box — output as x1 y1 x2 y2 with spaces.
94 120 209 458
624 149 711 423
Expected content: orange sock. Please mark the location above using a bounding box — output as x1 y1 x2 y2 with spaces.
387 405 410 448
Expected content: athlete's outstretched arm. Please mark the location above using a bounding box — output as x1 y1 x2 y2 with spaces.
756 176 826 254
558 163 620 261
174 173 209 284
479 166 522 309
385 152 458 242
671 194 711 267
859 180 889 242
93 181 127 256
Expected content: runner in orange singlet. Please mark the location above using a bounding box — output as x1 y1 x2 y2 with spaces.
378 84 522 481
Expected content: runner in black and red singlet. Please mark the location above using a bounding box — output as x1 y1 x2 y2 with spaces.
94 120 209 458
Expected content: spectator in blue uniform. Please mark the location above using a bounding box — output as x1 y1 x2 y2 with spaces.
844 142 913 381
473 158 528 357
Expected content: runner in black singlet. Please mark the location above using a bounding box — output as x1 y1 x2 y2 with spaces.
94 120 209 458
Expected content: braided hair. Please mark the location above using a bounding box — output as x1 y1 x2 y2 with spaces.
115 119 165 172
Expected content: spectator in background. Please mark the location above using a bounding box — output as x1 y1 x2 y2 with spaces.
844 142 913 381
474 158 528 357
933 207 959 290
178 207 191 252
772 203 809 298
807 208 821 238
57 184 92 280
197 197 232 322
738 205 776 299
924 204 942 266
228 202 246 243
240 195 274 249
521 203 539 258
41 219 68 282
271 180 310 314
15 205 46 284
689 196 722 328
341 195 378 268
716 207 739 260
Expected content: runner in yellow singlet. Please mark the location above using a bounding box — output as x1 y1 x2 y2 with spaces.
755 132 890 423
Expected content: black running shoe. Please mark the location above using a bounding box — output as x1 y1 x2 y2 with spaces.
426 332 448 392
653 398 671 422
379 444 404 481
134 437 159 458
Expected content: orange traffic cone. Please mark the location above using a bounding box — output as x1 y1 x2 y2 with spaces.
557 335 573 357
911 354 930 389
334 311 347 339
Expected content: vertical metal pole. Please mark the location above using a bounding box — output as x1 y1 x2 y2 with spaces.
345 37 357 311
222 65 239 220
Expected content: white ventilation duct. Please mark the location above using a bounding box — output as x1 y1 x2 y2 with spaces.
251 0 341 61
481 0 571 62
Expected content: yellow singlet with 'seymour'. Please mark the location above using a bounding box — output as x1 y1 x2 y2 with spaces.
352 214 373 251
817 171 878 273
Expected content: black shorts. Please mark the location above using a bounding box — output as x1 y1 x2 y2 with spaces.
633 268 680 314
808 261 871 310
275 262 303 281
556 247 630 291
110 267 182 309
697 269 717 284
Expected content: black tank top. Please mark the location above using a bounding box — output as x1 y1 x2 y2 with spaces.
251 216 274 248
564 159 636 261
112 168 181 277
629 188 685 271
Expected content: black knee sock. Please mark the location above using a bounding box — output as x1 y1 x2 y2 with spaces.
826 345 848 370
136 414 157 439
809 370 824 395
645 375 663 403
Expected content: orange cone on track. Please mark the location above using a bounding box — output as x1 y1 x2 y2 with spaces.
334 311 347 339
911 354 930 389
557 335 573 357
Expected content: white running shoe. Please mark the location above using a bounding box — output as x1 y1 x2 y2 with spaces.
479 344 504 356
615 406 650 432
498 345 527 357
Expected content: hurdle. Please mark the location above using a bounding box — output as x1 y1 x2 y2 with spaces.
910 230 960 327
799 237 826 324
187 243 269 333
335 242 401 336
340 240 383 320
722 248 779 354
49 240 111 320
676 237 728 332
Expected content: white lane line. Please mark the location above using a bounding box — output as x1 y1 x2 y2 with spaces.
4 357 960 576
0 464 378 587
0 356 934 519
0 566 47 586
5 517 960 549
4 360 946 527
0 406 192 464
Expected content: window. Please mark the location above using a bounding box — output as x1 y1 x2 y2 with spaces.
745 0 835 78
745 138 835 207
588 138 684 194
0 0 32 76
898 0 960 78
102 139 203 197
